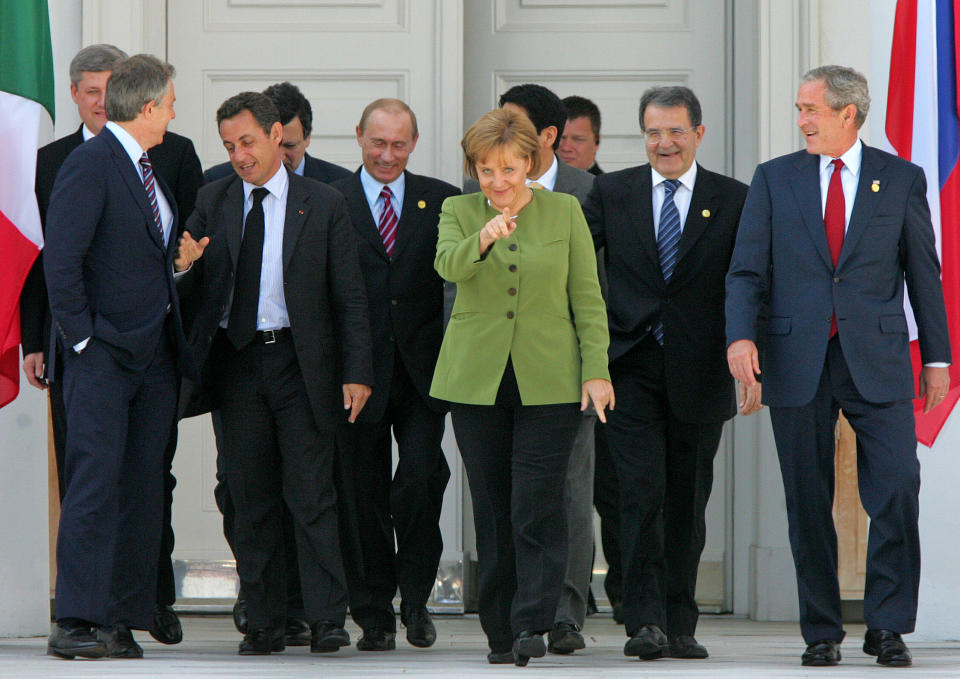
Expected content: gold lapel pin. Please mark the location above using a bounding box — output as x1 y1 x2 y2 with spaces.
702 209 711 218
298 209 304 215
871 180 880 193
418 200 426 209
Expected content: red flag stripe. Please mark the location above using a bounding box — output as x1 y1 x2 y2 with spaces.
887 0 919 160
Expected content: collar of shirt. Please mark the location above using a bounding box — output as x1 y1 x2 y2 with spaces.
651 162 698 236
527 154 558 191
106 121 148 171
360 166 406 220
242 163 288 209
82 125 97 141
818 137 862 228
293 155 306 176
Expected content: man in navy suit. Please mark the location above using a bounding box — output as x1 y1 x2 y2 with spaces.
331 99 459 651
43 54 194 660
203 81 350 185
726 65 951 668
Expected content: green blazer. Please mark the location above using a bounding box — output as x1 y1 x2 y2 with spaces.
430 190 610 405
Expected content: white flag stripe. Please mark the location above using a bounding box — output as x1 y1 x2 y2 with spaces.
0 92 51 249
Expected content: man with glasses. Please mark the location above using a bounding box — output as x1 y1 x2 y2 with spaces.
582 86 757 661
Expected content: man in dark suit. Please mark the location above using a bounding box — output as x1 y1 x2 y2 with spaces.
175 91 373 656
20 44 202 647
330 98 459 651
583 86 756 662
465 83 597 654
43 54 194 660
202 81 348 646
560 95 603 176
203 81 350 185
726 65 951 668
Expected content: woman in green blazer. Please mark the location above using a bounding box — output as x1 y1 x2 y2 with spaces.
431 109 613 666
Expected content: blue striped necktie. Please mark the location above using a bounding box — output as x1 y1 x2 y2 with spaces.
139 153 164 239
653 178 681 345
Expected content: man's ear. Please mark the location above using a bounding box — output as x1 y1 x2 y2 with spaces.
540 125 558 149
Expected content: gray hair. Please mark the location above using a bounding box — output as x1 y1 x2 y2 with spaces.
105 54 175 123
802 65 870 128
69 44 128 86
638 86 702 131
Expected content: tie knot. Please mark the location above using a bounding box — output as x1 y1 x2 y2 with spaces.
832 158 845 172
380 186 393 200
139 153 152 170
663 178 680 196
528 181 545 190
251 187 268 205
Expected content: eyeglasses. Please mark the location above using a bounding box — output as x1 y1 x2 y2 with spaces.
643 127 696 143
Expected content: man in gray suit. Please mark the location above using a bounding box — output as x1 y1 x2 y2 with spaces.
466 83 596 654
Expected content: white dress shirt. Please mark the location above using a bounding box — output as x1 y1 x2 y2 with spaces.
360 166 406 221
651 162 698 237
528 154 559 191
819 137 862 229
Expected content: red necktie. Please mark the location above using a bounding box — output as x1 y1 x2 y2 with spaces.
378 186 397 258
824 158 845 338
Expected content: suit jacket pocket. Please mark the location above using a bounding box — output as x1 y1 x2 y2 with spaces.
879 314 908 334
766 316 792 335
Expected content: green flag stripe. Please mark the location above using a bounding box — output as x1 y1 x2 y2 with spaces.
0 0 55 121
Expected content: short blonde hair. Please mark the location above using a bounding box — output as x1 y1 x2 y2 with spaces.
462 108 541 180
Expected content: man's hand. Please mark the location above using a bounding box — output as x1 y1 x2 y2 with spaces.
22 352 46 390
174 230 210 272
738 381 762 415
919 365 950 414
727 339 760 386
343 383 372 423
581 378 615 423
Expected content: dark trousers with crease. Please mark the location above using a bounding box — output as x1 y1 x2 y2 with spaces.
450 362 580 654
769 336 920 644
592 420 623 607
338 357 449 633
605 335 723 638
55 333 177 630
215 332 347 630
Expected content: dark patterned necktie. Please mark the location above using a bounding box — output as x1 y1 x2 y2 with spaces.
139 153 164 238
653 179 681 345
227 187 269 350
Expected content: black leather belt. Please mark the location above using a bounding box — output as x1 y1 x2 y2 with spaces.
254 328 291 344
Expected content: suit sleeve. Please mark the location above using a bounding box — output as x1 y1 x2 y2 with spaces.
43 151 104 348
581 178 606 250
327 195 374 386
566 197 610 383
434 197 489 282
901 168 951 364
175 192 210 302
173 137 203 235
725 164 772 346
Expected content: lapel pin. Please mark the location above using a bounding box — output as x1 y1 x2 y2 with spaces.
871 180 880 193
298 209 304 215
418 200 426 209
702 209 711 218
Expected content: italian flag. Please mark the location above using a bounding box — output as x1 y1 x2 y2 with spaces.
0 1 54 408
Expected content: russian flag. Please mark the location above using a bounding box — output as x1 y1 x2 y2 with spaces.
885 0 960 446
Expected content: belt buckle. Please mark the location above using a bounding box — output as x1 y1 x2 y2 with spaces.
262 329 277 344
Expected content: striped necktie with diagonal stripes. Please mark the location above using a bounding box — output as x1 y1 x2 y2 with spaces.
653 178 682 345
139 153 164 239
378 185 398 258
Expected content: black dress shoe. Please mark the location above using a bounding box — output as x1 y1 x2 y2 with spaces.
356 628 396 651
149 604 183 645
401 603 437 648
47 622 107 659
668 634 709 658
513 630 546 667
232 594 248 634
624 624 669 660
487 650 515 664
238 627 284 655
98 623 144 659
547 622 585 654
284 618 311 646
612 601 624 625
802 639 842 666
310 621 350 653
864 629 912 667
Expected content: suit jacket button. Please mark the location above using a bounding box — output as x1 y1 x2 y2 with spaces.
833 276 840 283
508 288 517 296
506 311 515 319
509 264 517 272
391 299 398 305
389 335 395 342
826 317 832 322
508 244 517 251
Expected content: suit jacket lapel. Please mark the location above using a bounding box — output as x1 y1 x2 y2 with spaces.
392 171 420 261
103 129 164 250
790 151 834 270
633 166 661 275
676 163 718 265
283 170 309 271
223 178 245 272
347 171 391 261
837 143 886 269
